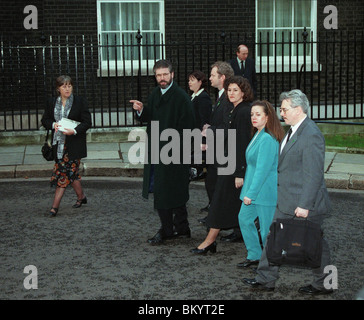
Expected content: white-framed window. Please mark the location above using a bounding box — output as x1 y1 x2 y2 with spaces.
255 0 320 72
97 0 165 76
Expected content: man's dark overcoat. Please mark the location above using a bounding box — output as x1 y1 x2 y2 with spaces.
138 81 195 210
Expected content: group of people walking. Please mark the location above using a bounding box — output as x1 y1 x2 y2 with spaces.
42 44 333 296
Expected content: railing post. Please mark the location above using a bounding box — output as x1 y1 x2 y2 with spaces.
41 32 47 121
220 31 226 61
301 26 308 92
136 29 142 101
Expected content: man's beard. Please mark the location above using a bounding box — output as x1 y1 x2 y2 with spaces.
158 78 172 89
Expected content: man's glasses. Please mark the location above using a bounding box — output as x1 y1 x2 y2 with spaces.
280 107 294 114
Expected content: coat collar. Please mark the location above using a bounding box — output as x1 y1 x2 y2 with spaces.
156 81 178 102
246 127 265 153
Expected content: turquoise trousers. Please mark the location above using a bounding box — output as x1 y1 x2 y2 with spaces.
238 203 275 261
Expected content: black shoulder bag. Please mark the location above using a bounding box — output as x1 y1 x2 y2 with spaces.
41 130 54 161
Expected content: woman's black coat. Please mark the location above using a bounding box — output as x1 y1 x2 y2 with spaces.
41 96 92 160
206 100 252 229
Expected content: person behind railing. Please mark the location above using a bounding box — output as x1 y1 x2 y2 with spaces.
190 76 253 255
41 75 92 217
228 44 257 98
187 70 212 182
237 100 284 269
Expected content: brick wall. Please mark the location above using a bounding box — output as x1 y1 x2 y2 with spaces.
1 1 362 42
165 0 256 36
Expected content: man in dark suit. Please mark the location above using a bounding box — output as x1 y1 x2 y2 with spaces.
228 44 257 97
200 62 245 246
243 89 333 296
199 61 234 221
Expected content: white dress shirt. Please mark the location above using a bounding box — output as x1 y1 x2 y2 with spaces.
280 115 307 153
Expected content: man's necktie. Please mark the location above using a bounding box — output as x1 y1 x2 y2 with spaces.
286 128 292 143
241 60 245 73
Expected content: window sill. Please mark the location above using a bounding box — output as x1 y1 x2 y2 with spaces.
256 60 322 73
97 61 156 77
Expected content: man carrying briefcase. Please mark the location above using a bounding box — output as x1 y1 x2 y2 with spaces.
243 89 333 296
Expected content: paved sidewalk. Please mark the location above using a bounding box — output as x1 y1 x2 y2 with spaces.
0 142 364 189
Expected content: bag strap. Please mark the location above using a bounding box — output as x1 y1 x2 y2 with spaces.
45 129 50 143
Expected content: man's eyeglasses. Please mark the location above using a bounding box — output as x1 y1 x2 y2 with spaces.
280 107 294 114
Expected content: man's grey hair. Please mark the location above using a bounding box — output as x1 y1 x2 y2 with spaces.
279 89 309 114
211 61 234 79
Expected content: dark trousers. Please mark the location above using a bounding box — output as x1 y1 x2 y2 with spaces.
157 205 189 236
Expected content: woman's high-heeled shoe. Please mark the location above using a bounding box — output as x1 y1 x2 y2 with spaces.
72 196 87 208
190 241 217 254
49 207 58 217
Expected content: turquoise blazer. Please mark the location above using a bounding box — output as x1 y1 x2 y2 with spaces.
240 128 279 206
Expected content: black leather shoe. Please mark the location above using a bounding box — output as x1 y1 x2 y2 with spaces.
190 241 217 254
237 260 259 268
220 232 243 243
198 216 207 224
298 284 333 296
72 196 87 208
243 278 275 292
147 230 170 244
171 229 191 239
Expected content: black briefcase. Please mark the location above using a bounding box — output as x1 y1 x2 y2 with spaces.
266 217 323 268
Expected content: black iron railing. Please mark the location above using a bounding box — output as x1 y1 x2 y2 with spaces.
0 29 363 131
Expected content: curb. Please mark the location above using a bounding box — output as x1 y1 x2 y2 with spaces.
0 162 144 180
1 164 364 190
326 146 364 154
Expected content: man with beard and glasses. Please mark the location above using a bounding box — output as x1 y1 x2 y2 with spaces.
131 60 195 244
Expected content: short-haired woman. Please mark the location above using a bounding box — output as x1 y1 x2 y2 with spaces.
41 75 92 217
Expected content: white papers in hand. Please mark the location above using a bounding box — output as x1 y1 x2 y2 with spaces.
58 118 80 132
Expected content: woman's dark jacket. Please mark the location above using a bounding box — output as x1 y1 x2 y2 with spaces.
192 90 212 130
41 96 92 160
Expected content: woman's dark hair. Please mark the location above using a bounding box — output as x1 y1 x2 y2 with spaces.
55 75 73 96
223 76 254 102
188 70 208 91
251 100 285 142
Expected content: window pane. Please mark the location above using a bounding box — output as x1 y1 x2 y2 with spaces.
275 0 292 28
101 3 120 31
141 3 160 30
257 30 274 57
121 3 140 30
275 29 292 55
120 32 139 60
142 32 162 60
294 1 311 27
101 33 121 61
257 0 273 28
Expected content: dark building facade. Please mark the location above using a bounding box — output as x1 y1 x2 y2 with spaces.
0 0 363 130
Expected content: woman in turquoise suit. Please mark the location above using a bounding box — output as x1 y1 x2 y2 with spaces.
238 100 285 268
